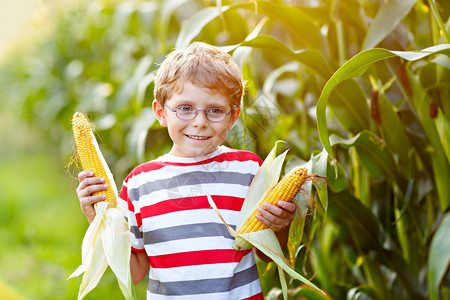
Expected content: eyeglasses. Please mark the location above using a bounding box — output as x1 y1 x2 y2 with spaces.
164 104 232 122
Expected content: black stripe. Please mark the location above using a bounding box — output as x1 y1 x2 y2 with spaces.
143 223 237 244
130 225 143 239
148 265 259 295
128 171 254 201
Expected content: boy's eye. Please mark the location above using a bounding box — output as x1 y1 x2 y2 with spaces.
177 105 195 112
207 108 225 115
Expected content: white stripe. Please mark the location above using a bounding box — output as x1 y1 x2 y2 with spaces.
148 252 257 282
137 183 248 207
145 236 233 256
130 237 144 250
143 209 239 231
228 278 262 299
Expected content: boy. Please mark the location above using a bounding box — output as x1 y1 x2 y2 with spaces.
76 42 296 299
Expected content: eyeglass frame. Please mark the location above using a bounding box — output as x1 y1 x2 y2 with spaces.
164 103 233 122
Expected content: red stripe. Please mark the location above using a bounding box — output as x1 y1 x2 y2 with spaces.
119 185 128 201
131 247 146 253
126 150 262 179
242 292 264 300
141 195 244 218
149 249 252 268
119 186 143 227
135 212 143 228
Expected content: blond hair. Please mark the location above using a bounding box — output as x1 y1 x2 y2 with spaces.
154 42 244 110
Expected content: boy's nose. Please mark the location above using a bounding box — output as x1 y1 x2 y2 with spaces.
191 110 209 127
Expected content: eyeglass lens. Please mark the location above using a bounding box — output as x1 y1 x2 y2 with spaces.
176 105 228 122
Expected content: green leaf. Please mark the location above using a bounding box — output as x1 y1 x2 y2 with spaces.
317 45 450 159
429 213 450 300
328 79 370 134
429 0 450 43
175 5 231 49
330 131 407 191
252 1 325 51
376 91 412 176
157 0 191 49
362 0 417 50
347 285 378 300
126 108 156 163
436 112 450 164
229 35 371 135
136 72 155 113
328 190 381 251
326 159 348 193
376 249 424 300
236 34 332 79
295 285 330 300
407 68 450 210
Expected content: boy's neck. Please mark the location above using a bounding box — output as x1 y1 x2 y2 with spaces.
168 145 222 158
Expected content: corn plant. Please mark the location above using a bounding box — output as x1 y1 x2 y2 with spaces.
0 0 449 299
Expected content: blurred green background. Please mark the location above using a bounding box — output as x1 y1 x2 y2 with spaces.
0 0 449 299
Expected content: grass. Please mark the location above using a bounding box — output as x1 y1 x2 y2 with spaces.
0 111 146 299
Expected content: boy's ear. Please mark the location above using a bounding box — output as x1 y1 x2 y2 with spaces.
227 108 241 131
153 100 167 127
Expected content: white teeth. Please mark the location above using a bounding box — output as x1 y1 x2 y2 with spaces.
188 135 208 140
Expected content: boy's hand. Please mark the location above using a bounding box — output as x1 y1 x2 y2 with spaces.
253 200 297 262
255 200 296 232
76 170 109 223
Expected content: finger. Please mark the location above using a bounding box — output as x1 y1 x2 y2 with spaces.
86 183 109 196
262 202 286 218
255 211 272 227
78 170 94 182
78 183 109 198
81 194 107 206
257 204 295 232
257 206 279 224
77 176 106 191
277 200 297 212
255 211 284 232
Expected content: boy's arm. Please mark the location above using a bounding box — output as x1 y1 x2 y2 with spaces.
252 200 296 262
130 251 150 284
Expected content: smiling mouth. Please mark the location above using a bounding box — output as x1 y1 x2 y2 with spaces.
186 135 210 140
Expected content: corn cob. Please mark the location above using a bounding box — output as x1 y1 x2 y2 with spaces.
237 166 307 235
72 112 117 208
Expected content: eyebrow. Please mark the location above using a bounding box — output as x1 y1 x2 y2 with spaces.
171 100 228 109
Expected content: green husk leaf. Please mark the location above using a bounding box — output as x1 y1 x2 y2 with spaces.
70 202 109 299
237 140 287 229
278 265 288 300
78 224 108 299
207 193 237 237
240 229 324 294
101 208 134 300
208 141 325 298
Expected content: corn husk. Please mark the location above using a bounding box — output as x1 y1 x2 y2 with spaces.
68 118 136 300
207 141 324 299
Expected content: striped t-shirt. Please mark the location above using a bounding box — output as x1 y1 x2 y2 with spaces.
119 146 264 300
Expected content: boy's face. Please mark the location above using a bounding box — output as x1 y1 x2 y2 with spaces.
153 81 240 158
